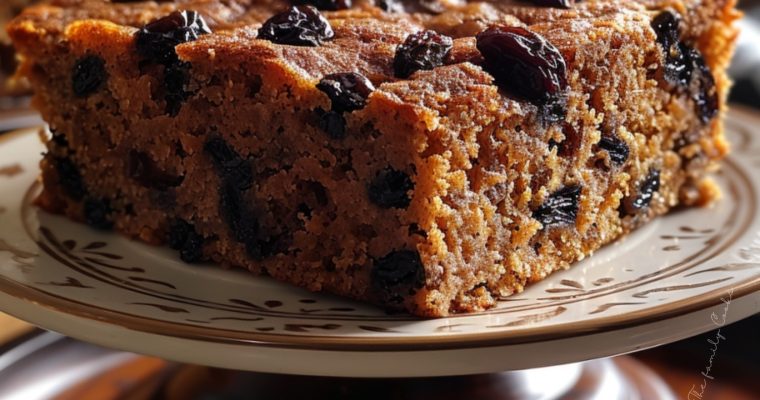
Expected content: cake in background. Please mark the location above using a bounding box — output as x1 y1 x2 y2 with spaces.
1 0 33 97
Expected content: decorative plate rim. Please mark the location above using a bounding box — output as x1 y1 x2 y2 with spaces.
0 268 757 351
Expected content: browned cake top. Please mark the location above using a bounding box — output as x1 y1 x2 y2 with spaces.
7 0 733 149
10 0 721 30
9 0 725 84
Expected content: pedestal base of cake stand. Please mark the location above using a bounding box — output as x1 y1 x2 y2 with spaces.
119 357 675 400
0 333 675 400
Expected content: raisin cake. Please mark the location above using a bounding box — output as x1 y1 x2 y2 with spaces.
8 0 739 316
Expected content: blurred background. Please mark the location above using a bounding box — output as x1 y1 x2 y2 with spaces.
0 1 758 399
731 2 760 108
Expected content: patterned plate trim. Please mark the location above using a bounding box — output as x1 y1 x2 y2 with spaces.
0 269 758 351
21 157 755 320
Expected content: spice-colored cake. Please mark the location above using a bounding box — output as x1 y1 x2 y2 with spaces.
8 0 739 316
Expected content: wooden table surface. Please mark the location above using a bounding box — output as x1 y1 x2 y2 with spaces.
0 312 33 346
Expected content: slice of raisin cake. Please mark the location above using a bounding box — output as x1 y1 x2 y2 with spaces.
8 0 739 316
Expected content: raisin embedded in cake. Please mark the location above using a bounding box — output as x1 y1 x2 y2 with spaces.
8 0 739 317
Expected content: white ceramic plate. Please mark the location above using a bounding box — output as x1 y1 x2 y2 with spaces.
0 110 759 377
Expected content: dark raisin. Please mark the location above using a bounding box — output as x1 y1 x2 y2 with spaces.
368 168 414 209
393 30 453 79
54 157 86 201
533 185 581 227
72 56 106 97
651 12 718 124
553 123 582 158
621 169 660 216
317 108 347 139
302 180 329 206
83 198 113 230
314 72 374 138
149 190 177 210
598 135 629 166
476 26 568 123
135 10 212 64
136 11 209 115
527 0 574 7
297 203 313 219
167 219 204 263
295 0 352 11
219 180 262 253
375 0 403 12
163 61 191 116
651 11 686 88
408 223 427 238
168 219 193 250
179 230 204 263
258 5 334 47
205 137 273 260
317 72 375 113
245 240 265 260
245 234 284 261
128 150 183 190
685 47 718 124
50 130 69 149
322 257 337 272
673 130 700 153
372 250 425 303
164 62 188 94
204 137 253 191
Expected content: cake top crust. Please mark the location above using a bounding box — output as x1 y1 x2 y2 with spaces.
7 0 730 116
9 0 711 39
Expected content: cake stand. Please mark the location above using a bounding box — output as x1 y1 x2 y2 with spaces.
0 331 680 399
